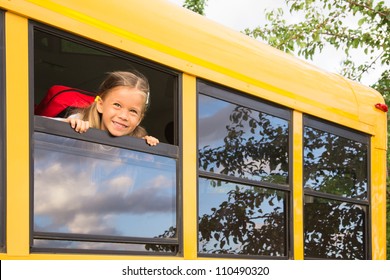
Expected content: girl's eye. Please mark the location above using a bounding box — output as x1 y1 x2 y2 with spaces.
130 109 139 115
113 103 121 108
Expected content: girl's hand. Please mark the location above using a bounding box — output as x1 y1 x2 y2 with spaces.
143 135 159 146
67 117 90 133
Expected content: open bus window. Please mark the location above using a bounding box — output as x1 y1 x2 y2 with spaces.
32 25 180 255
33 27 178 145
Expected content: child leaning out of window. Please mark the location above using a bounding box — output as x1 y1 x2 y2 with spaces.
64 70 159 146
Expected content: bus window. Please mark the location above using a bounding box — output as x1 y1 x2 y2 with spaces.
31 23 180 255
197 81 291 258
33 26 178 145
0 10 5 252
303 116 370 259
33 131 177 254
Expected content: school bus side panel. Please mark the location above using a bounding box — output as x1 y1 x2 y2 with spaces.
5 12 30 256
0 0 381 134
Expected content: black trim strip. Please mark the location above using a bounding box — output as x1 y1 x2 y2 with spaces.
198 80 292 120
0 9 6 252
198 252 288 260
31 247 177 256
34 232 178 245
199 170 290 192
303 190 369 206
303 115 369 143
35 116 179 158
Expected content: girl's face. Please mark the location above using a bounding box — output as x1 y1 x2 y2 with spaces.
96 86 146 136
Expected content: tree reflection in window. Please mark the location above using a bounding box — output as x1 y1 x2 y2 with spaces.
304 127 368 200
198 95 289 184
303 122 369 259
304 196 366 259
198 178 286 256
197 93 290 257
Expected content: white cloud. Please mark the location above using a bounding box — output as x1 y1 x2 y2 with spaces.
34 141 176 237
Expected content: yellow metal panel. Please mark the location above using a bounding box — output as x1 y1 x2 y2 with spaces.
370 146 387 260
182 74 198 259
0 0 384 134
0 0 386 260
5 12 30 256
292 111 304 260
351 80 388 148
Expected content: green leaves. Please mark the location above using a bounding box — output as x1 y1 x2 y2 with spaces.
245 0 389 88
183 0 207 15
358 17 366 26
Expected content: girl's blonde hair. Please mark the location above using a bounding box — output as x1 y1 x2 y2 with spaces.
80 70 150 137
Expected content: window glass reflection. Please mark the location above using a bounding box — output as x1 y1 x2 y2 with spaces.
303 127 368 199
34 133 176 241
198 178 287 256
304 196 366 259
198 94 289 184
33 239 176 253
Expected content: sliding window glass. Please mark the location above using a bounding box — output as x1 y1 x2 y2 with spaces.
31 23 180 255
197 81 291 259
303 116 370 259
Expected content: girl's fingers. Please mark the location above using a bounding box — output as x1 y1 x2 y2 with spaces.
67 118 90 133
144 136 159 146
77 120 89 133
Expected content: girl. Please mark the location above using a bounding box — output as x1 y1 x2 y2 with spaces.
66 70 159 146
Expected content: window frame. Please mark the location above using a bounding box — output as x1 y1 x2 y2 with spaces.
0 9 6 252
29 22 183 256
302 115 371 259
196 80 293 259
31 21 180 145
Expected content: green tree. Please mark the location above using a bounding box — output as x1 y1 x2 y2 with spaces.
183 0 207 15
187 0 389 88
244 0 389 89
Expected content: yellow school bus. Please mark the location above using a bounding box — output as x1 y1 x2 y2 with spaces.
0 0 387 260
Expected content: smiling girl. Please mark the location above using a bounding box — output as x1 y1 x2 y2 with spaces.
66 70 159 146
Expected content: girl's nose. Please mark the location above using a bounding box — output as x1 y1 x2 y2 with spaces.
118 109 129 120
